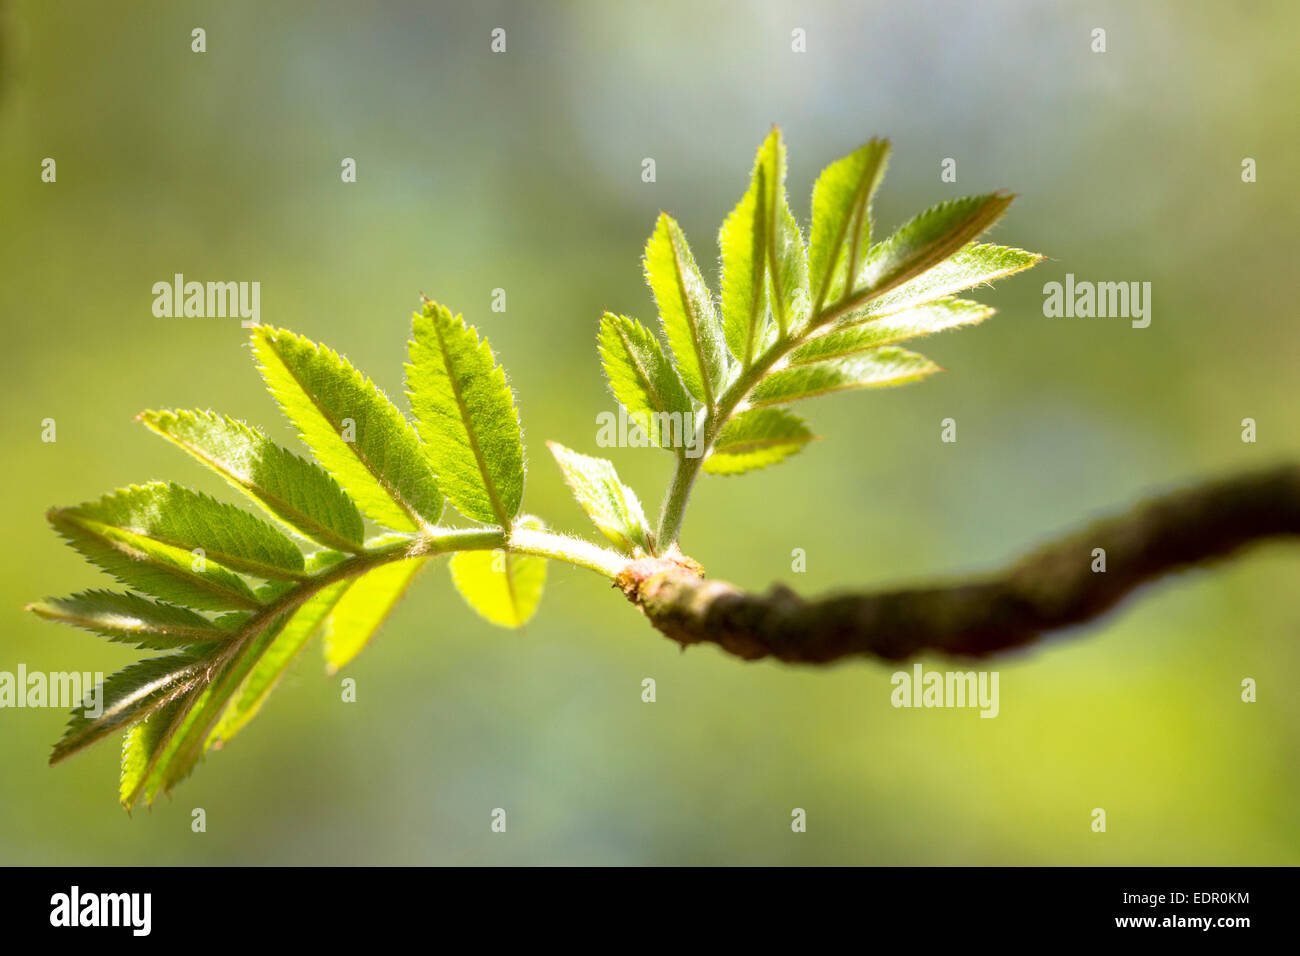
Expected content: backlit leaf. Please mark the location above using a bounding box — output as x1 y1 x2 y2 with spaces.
704 408 813 475
547 441 653 554
751 348 941 406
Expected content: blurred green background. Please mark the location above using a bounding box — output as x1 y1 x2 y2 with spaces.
2 0 1297 865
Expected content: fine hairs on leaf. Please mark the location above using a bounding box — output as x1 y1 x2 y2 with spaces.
31 127 1058 808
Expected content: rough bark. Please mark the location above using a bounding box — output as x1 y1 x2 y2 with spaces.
617 464 1300 664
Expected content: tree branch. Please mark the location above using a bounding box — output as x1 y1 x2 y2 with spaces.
618 464 1300 664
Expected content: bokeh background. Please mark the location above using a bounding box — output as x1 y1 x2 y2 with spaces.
1 0 1297 865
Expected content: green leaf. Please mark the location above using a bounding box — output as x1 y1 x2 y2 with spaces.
757 129 810 334
252 327 442 531
120 694 187 808
790 298 994 363
48 488 272 612
851 194 1015 308
51 651 209 765
645 214 728 408
322 558 428 673
449 518 546 628
546 441 653 554
751 348 941 406
719 152 770 368
704 408 813 476
853 242 1044 319
208 581 350 746
598 313 694 452
28 590 233 650
139 409 365 553
406 302 525 527
809 138 890 312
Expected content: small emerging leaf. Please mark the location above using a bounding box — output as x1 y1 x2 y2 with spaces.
140 409 365 552
704 408 813 476
598 313 694 452
450 519 546 629
406 302 525 527
645 214 728 408
547 441 653 554
751 348 941 406
253 327 443 531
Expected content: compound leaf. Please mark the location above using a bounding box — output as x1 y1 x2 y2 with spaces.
547 441 653 554
852 242 1044 319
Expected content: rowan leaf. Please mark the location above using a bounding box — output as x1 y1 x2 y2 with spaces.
791 298 994 363
809 138 890 311
139 408 365 552
547 441 653 554
28 590 233 650
252 326 442 531
719 153 770 368
598 313 694 452
851 194 1014 308
645 214 728 408
406 302 525 527
751 348 941 406
449 519 546 629
704 408 813 476
51 651 210 765
321 558 428 673
852 242 1044 319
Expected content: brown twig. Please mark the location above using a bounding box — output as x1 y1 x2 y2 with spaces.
618 464 1300 663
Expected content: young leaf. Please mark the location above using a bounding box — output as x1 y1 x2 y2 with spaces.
252 327 443 531
449 518 546 628
28 590 233 650
322 558 428 673
49 492 266 612
597 313 694 452
51 652 209 764
645 214 728 408
757 129 810 333
208 581 351 746
790 298 994 364
809 138 890 312
851 194 1015 308
546 441 653 554
139 409 365 553
704 408 813 476
851 242 1044 320
751 348 941 406
719 155 769 368
406 302 525 528
120 695 187 808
